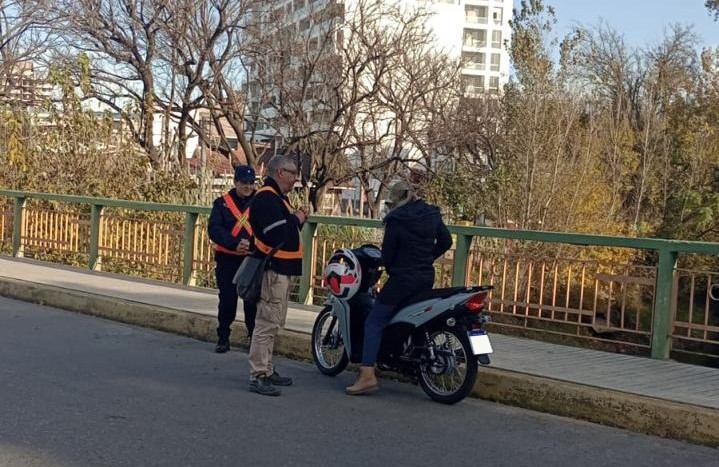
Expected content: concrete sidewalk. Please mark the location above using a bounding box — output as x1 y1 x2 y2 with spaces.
1 256 718 446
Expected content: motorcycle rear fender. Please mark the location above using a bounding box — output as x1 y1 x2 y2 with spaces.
389 291 479 328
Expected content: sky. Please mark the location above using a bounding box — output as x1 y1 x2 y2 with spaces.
522 0 719 49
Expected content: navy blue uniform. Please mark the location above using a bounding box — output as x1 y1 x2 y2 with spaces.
208 188 257 340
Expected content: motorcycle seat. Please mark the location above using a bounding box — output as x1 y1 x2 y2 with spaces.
398 286 490 308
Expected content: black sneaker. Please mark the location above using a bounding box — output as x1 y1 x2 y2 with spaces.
249 377 281 396
215 338 230 354
268 370 293 386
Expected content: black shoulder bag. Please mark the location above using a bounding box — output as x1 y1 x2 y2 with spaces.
232 244 283 302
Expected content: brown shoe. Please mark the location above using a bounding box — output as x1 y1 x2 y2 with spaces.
345 366 379 395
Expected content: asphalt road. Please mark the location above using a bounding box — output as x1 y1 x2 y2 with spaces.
0 296 716 467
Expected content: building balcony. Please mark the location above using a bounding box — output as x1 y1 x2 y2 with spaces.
463 42 488 51
465 16 488 25
463 61 486 71
461 67 486 77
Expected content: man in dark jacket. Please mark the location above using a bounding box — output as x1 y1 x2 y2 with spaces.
246 154 309 396
208 165 257 353
346 180 452 395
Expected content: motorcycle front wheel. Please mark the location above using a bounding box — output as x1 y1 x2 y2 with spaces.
311 306 349 376
418 326 478 405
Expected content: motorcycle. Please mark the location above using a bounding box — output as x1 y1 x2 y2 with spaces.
311 244 493 405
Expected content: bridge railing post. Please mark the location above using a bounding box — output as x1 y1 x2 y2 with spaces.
89 204 105 271
452 234 473 287
12 196 27 257
182 212 199 286
651 248 677 359
299 219 318 305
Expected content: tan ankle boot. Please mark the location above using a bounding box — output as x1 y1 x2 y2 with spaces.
346 366 379 395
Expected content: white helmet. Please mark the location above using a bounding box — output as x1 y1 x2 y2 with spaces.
323 248 362 299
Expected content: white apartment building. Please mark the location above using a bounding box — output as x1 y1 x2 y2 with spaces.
458 0 512 95
415 0 512 95
245 0 511 143
248 0 512 97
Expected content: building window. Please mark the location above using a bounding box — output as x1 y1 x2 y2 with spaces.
465 6 488 24
489 76 500 92
463 29 487 48
491 30 502 48
492 8 503 24
490 53 501 71
463 75 485 96
462 52 486 70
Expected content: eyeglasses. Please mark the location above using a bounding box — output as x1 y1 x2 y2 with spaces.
281 167 299 176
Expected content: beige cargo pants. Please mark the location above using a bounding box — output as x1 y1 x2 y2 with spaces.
248 269 291 380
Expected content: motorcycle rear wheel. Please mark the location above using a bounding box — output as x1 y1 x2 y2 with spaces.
418 326 478 405
311 306 349 376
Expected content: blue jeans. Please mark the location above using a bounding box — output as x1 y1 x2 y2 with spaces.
361 300 395 366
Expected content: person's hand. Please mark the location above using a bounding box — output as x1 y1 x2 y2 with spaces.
294 206 310 224
235 239 250 255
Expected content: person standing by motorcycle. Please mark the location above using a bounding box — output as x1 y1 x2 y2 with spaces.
346 180 453 395
247 154 309 396
208 165 257 353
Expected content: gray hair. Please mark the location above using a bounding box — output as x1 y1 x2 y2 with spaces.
386 180 416 211
267 154 296 179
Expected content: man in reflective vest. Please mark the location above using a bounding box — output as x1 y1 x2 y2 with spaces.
247 154 308 396
208 165 257 353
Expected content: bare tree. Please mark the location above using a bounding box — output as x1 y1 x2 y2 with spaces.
29 0 173 166
156 0 268 167
0 0 49 80
245 0 467 216
567 22 698 231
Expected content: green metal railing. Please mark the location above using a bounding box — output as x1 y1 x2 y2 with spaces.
303 215 719 360
1 190 209 285
2 189 719 361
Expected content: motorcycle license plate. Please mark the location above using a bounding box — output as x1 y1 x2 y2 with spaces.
468 330 493 355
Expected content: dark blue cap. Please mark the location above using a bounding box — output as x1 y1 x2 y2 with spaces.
234 165 255 183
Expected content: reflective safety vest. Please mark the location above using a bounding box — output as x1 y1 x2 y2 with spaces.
253 186 303 260
213 193 253 256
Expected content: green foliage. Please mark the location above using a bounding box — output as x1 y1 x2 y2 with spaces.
2 15 719 261
708 1 719 21
0 59 198 205
316 224 382 247
510 0 557 88
423 166 489 223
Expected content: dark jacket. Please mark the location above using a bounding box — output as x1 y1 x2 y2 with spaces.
208 188 255 260
381 199 452 281
249 178 303 276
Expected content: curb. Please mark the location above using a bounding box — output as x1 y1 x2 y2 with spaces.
474 368 719 446
1 277 717 447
